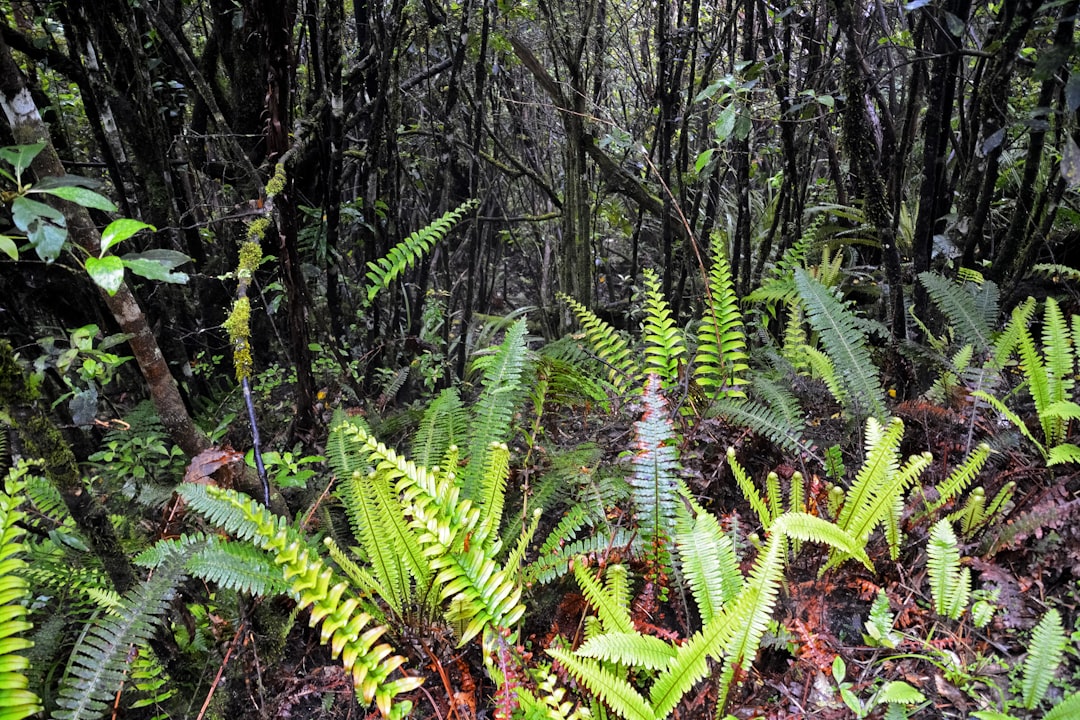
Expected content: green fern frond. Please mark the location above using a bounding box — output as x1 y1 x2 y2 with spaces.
577 632 678 672
178 484 420 713
749 376 805 433
675 496 743 624
574 563 634 635
993 297 1036 369
0 470 43 720
927 519 968 620
464 318 529 500
727 448 771 528
801 345 845 405
794 267 886 420
474 442 510 549
917 271 996 350
713 398 817 459
523 528 637 585
1044 691 1080 720
52 549 186 720
547 649 654 720
1022 608 1066 709
334 425 524 642
364 198 478 304
136 533 288 596
694 240 749 399
411 387 468 468
928 443 992 512
560 294 641 392
640 269 686 388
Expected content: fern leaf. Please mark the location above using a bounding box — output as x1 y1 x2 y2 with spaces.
574 563 634 635
694 241 749 399
1022 608 1066 709
675 497 742 623
561 294 641 392
411 387 468 467
640 269 686 388
930 443 992 511
524 528 637 585
364 198 478 304
927 519 965 619
1042 298 1074 411
714 398 817 459
464 318 529 500
1044 691 1080 720
917 271 995 350
726 448 771 528
576 632 678 671
794 267 886 420
0 471 43 720
52 550 187 720
547 649 655 720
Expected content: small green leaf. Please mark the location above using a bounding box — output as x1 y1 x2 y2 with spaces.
33 185 117 212
28 218 68 263
11 195 65 229
694 148 715 175
0 234 17 260
876 680 926 705
101 218 155 254
85 255 126 295
121 256 190 284
817 94 835 109
0 143 44 175
715 105 737 142
122 249 191 269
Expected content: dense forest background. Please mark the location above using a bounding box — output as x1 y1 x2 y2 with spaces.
1 0 1080 718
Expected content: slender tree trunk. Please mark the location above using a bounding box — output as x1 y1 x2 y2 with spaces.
0 33 210 458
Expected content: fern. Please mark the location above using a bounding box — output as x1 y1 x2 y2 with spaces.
364 198 478 304
917 271 997 351
1022 608 1067 709
630 376 687 581
713 397 818 460
640 269 687 388
925 443 992 513
694 240 749 399
560 294 641 393
793 267 886 420
524 528 637 586
463 317 530 500
179 484 420 716
136 533 288 596
675 496 742 624
52 549 186 720
411 387 468 467
0 468 43 720
926 519 970 620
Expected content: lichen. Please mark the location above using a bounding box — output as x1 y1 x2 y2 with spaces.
245 217 270 244
237 241 262 278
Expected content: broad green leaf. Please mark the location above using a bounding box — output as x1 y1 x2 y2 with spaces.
33 185 117 212
0 234 17 260
100 218 155 254
816 94 835 109
27 217 68 263
11 195 64 230
0 143 44 175
121 257 189 284
715 105 737 142
694 148 715 175
122 249 191 269
85 255 126 295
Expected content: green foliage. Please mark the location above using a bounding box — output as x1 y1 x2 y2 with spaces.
917 270 998 352
0 467 44 720
559 294 640 393
793 267 886 420
135 533 288 596
51 548 186 720
693 237 749 399
1021 608 1066 710
640 269 687 388
178 484 420 716
364 198 479 305
862 590 902 649
712 396 817 459
975 297 1080 465
831 417 932 565
926 519 970 620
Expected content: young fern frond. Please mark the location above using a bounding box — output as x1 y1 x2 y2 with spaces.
560 293 641 392
574 563 635 635
0 470 43 720
1022 608 1067 709
926 443 992 513
694 240 749 399
546 649 654 720
927 519 969 620
640 268 686 388
727 448 771 528
52 549 187 720
464 317 530 500
178 484 420 716
364 198 478 304
793 267 886 420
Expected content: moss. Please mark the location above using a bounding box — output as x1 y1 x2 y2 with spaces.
237 241 262 276
245 216 270 244
264 162 287 197
222 298 252 382
0 341 33 405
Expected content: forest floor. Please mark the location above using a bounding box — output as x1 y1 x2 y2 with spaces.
207 373 1080 720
